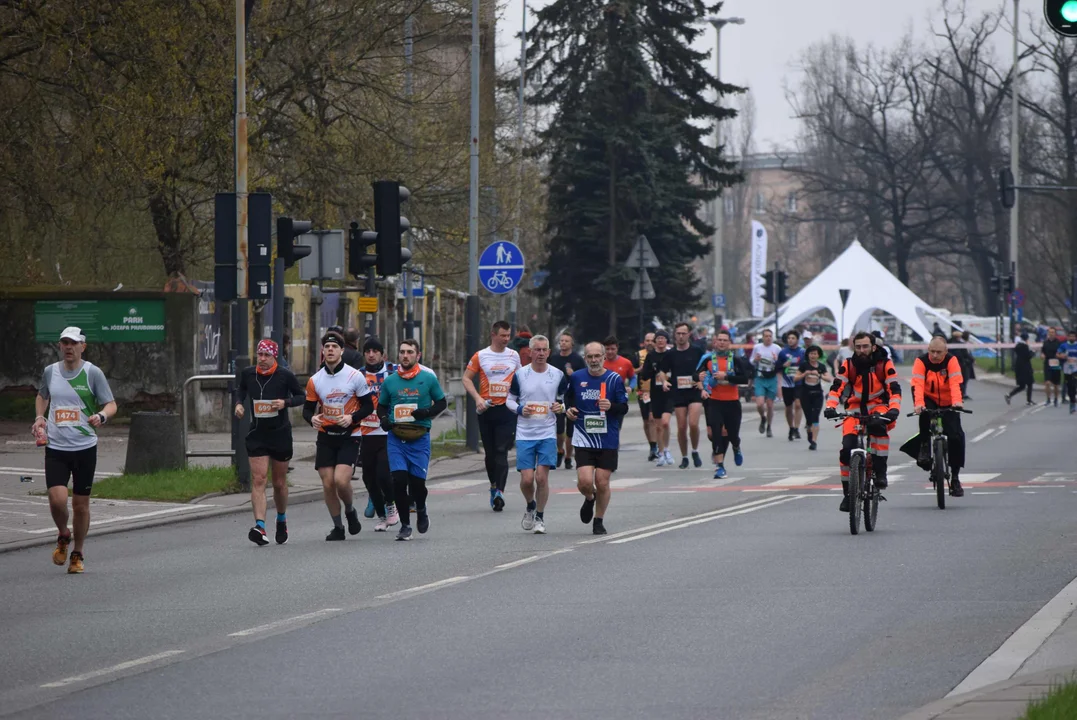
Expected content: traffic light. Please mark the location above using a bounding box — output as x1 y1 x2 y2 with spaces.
1004 273 1015 295
372 180 412 276
998 167 1016 209
277 217 312 269
990 275 1001 295
1046 0 1077 37
776 271 788 304
763 270 775 304
214 192 238 302
348 221 379 277
248 192 272 300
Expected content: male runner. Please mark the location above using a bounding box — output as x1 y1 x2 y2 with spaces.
640 330 675 465
700 330 749 478
750 329 781 437
33 327 117 574
602 336 636 385
507 335 568 534
549 332 585 469
304 331 375 541
234 339 305 545
463 320 521 511
671 323 705 468
1059 329 1077 413
1042 327 1063 407
357 338 400 531
565 342 630 535
636 332 658 460
776 330 806 441
378 339 447 541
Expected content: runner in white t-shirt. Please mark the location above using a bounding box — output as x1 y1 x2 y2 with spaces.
749 329 781 438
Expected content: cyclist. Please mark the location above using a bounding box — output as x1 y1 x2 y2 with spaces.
824 332 902 512
909 335 966 497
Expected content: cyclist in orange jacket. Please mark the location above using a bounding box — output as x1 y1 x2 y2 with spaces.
909 335 966 496
824 332 902 512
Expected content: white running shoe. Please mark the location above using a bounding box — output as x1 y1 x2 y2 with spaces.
374 517 389 532
655 453 668 467
533 518 546 534
385 503 400 527
521 509 536 531
664 450 674 465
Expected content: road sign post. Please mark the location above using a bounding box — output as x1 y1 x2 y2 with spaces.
626 234 659 344
478 240 525 295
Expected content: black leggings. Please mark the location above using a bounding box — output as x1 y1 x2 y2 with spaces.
478 404 517 492
359 435 393 516
801 390 824 427
393 470 428 525
917 408 966 471
704 400 741 458
1007 383 1034 403
1067 375 1077 403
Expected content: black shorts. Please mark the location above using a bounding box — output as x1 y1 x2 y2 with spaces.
651 389 673 417
315 434 361 469
573 447 618 472
782 386 800 407
45 446 98 496
638 398 651 421
246 427 293 462
674 389 703 409
1047 368 1062 385
556 413 576 437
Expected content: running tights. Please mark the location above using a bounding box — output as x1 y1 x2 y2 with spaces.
1007 383 1034 404
478 405 516 492
359 435 393 515
1067 375 1077 403
392 470 428 524
801 391 824 427
704 400 741 457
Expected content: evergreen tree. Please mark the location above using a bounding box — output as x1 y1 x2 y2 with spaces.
528 0 742 343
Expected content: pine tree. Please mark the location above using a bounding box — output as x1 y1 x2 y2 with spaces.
528 0 741 343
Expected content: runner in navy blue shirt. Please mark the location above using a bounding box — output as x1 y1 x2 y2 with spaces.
776 330 806 441
1059 329 1077 413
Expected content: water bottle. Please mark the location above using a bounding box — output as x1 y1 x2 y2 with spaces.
35 424 47 447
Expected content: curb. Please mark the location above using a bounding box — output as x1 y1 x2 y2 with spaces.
896 666 1077 720
0 459 489 556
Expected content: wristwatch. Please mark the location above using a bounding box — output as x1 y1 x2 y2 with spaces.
96 413 107 425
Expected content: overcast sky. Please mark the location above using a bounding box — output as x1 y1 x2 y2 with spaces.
496 0 1024 152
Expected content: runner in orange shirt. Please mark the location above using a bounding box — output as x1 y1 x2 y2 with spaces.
602 335 636 385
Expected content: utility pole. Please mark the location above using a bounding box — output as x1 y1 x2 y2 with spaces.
404 13 416 340
231 0 251 490
465 0 481 452
1009 0 1021 292
510 0 526 335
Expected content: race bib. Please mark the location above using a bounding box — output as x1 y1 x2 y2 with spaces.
758 357 775 371
1048 359 1060 368
805 372 820 386
53 407 82 427
1066 361 1077 375
785 365 798 376
525 402 549 416
488 382 509 399
360 415 381 428
252 400 277 418
583 414 608 434
676 376 694 390
394 403 418 423
322 405 345 422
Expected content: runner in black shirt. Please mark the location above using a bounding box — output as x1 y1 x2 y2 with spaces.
640 330 675 465
549 332 586 469
670 323 705 469
1042 328 1062 407
234 339 306 546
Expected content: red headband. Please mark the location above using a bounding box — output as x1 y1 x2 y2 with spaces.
257 339 278 358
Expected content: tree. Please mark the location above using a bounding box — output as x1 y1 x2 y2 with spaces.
527 0 741 341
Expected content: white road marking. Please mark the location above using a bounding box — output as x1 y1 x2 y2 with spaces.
948 573 1077 697
960 473 1000 485
25 505 216 533
427 479 489 491
742 488 789 492
971 429 995 443
576 496 786 545
228 609 342 637
990 426 1007 439
40 650 186 688
0 465 121 478
1018 485 1066 489
493 550 573 570
609 496 801 544
649 490 697 494
609 477 659 489
375 577 469 600
763 474 828 487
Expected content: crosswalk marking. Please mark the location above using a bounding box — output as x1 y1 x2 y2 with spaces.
428 479 489 491
764 474 828 487
609 477 659 489
957 473 999 485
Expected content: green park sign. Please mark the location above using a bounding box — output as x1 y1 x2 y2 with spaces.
35 300 166 343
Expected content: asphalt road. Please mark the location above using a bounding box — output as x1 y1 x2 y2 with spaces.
1 381 1075 719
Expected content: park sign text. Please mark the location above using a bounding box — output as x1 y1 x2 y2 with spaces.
35 300 166 343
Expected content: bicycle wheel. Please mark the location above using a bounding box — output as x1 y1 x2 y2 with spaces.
932 437 946 510
849 453 863 535
864 483 878 532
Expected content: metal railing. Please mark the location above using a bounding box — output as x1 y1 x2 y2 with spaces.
181 374 236 460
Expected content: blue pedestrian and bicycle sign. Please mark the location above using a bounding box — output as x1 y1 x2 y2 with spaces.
479 240 525 294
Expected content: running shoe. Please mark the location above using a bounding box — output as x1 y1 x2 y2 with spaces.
809 441 818 451
364 497 376 519
664 450 674 465
1055 398 1060 407
374 517 390 532
52 533 71 566
326 526 346 541
714 465 727 479
248 526 269 546
788 428 794 441
839 497 850 512
396 525 414 541
592 518 607 535
275 520 288 545
385 503 400 528
345 508 362 535
733 446 743 466
758 418 766 434
647 447 657 462
416 508 430 534
656 453 668 467
793 428 802 440
493 490 505 512
67 551 84 574
692 451 703 468
580 497 595 524
1004 394 1012 406
521 509 536 531
533 518 547 534
564 457 574 470
489 487 497 508
556 452 564 468
679 457 689 470
766 425 773 438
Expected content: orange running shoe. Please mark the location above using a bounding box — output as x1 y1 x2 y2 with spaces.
67 551 84 574
52 533 71 566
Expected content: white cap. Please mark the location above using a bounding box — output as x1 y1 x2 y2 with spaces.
59 326 85 342
803 331 813 340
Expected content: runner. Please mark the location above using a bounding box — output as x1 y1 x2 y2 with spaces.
357 338 400 531
671 323 705 469
303 331 375 541
462 320 522 511
794 345 832 451
1042 327 1063 407
565 342 630 535
549 332 585 469
602 336 636 385
640 329 675 465
234 339 305 546
749 329 781 438
700 330 750 478
377 339 447 541
507 335 568 534
1059 329 1077 414
776 330 806 441
636 332 658 460
33 327 117 574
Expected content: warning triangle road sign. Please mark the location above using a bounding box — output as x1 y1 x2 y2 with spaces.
625 235 660 269
630 268 656 301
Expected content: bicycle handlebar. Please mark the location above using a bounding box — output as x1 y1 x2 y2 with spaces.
905 407 973 417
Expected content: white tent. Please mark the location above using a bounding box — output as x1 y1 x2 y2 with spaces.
758 240 943 340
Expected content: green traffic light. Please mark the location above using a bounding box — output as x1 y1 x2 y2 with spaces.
1063 1 1077 23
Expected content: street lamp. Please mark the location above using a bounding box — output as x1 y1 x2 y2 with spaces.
703 15 744 332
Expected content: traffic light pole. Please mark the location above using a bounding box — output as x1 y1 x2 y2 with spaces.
231 0 251 491
272 256 285 348
464 0 481 453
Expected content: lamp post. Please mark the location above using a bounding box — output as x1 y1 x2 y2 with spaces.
703 15 744 333
1009 0 1020 295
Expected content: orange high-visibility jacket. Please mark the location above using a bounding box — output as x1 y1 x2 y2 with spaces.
826 353 902 416
911 353 963 408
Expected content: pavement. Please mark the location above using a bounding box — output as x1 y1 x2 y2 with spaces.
1 379 1076 719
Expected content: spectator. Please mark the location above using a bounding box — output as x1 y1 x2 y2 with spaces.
511 325 534 366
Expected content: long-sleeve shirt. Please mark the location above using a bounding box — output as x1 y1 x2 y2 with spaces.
235 364 305 433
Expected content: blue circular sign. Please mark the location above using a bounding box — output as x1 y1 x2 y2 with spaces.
478 241 525 294
1010 288 1025 309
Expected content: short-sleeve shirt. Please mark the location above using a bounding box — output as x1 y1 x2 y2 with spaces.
568 369 629 450
603 355 636 384
39 361 115 452
466 346 521 405
305 363 373 437
777 347 806 388
508 364 569 441
750 342 782 379
798 360 826 393
1059 342 1077 375
379 367 446 430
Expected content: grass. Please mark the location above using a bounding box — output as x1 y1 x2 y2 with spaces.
975 356 1047 384
0 395 37 421
92 466 241 503
1022 676 1077 719
431 426 470 460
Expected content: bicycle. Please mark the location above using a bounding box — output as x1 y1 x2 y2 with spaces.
486 271 514 290
832 411 891 535
906 407 972 510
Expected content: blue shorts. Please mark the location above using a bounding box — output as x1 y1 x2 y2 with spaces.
387 433 431 479
754 376 778 399
516 437 558 471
